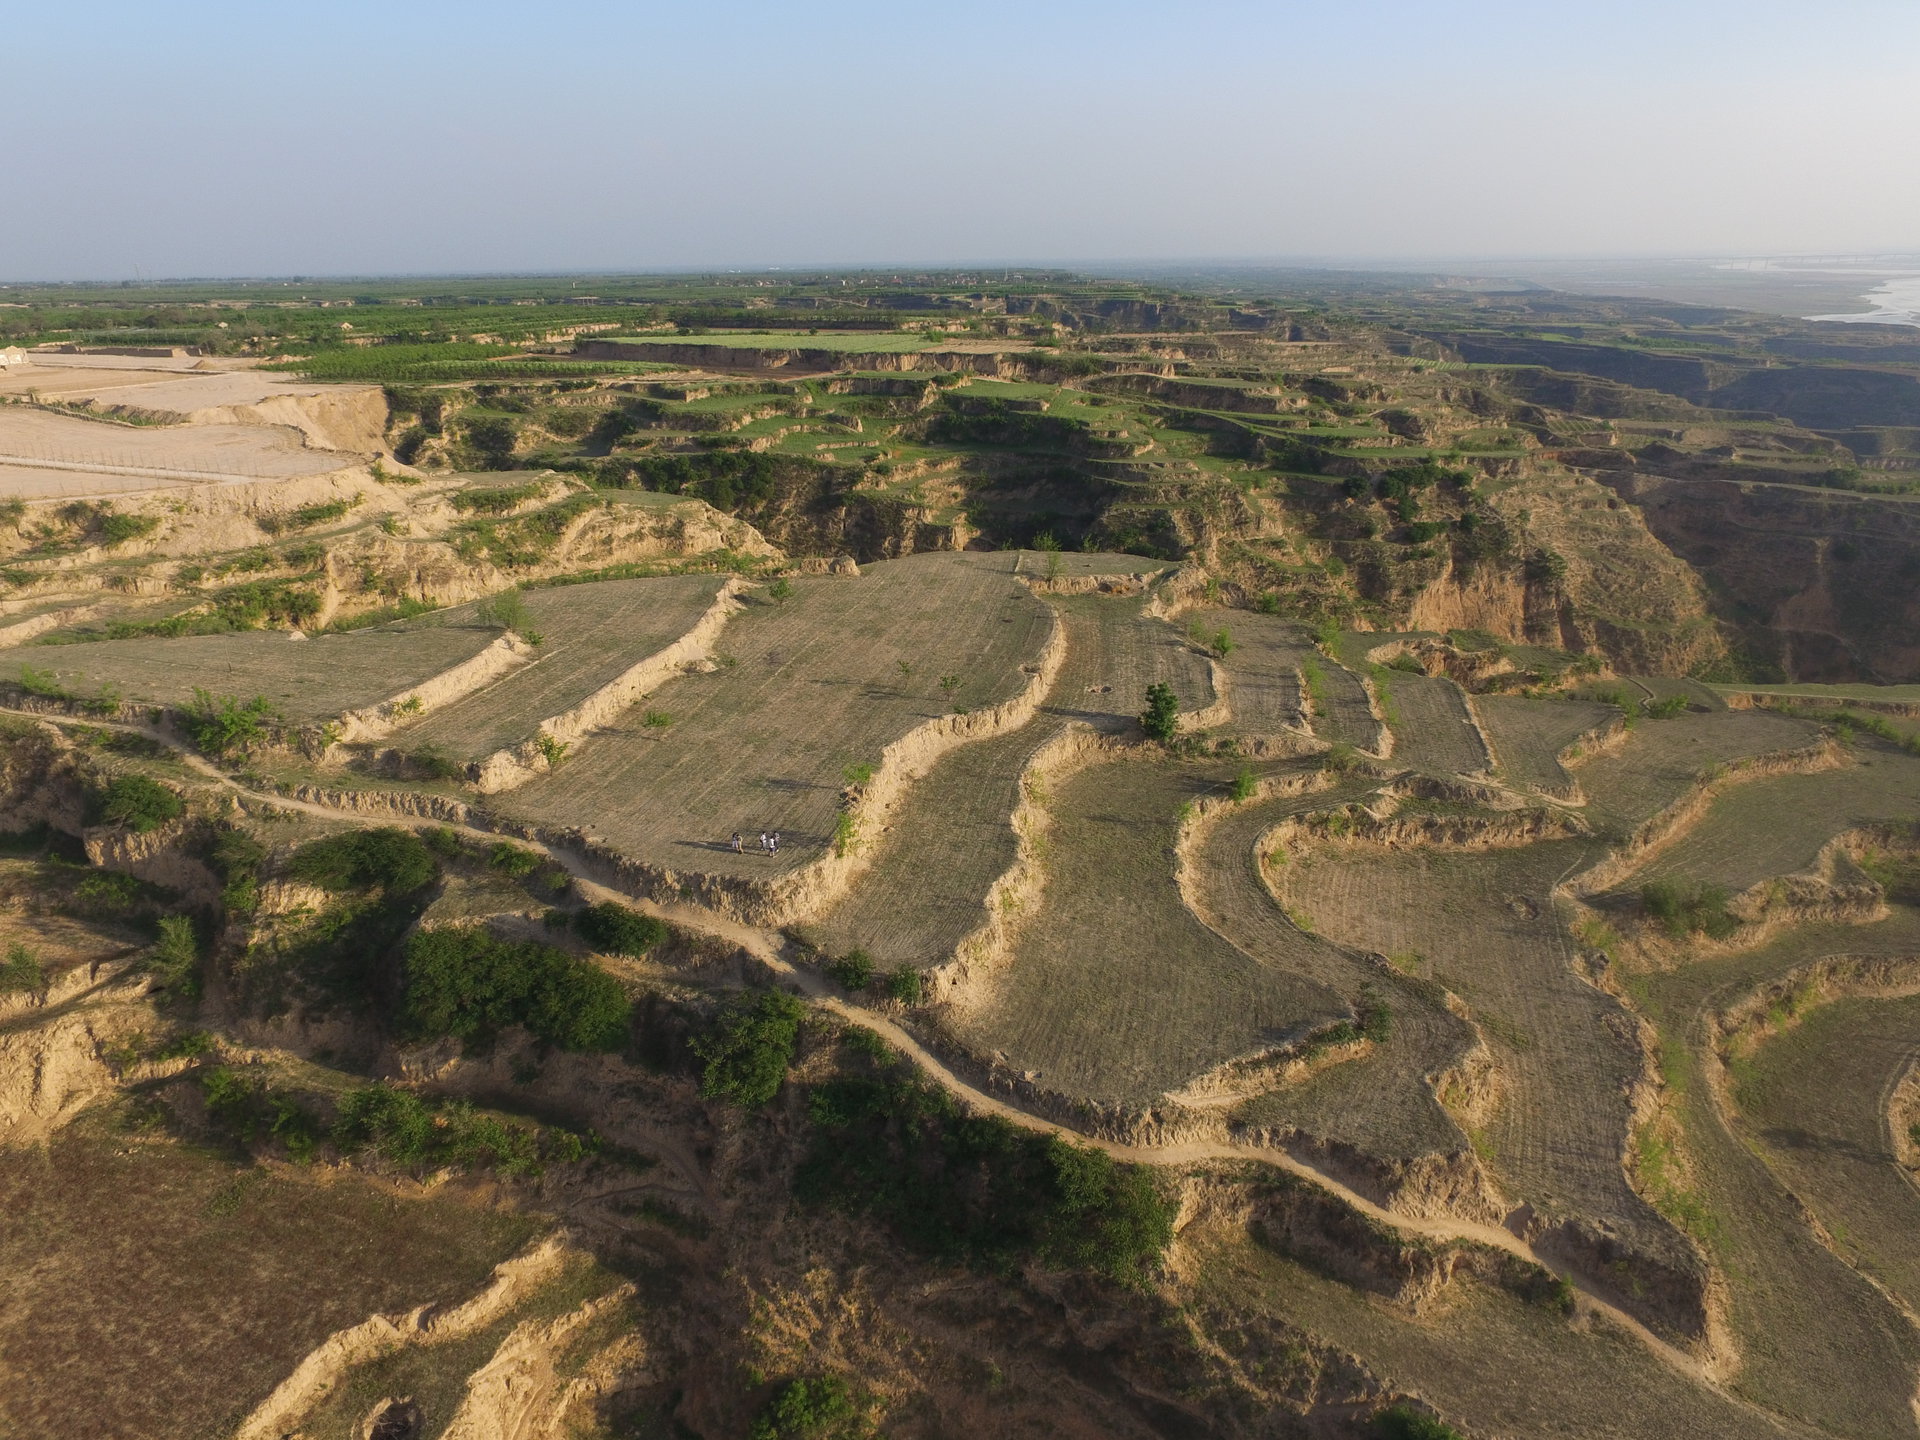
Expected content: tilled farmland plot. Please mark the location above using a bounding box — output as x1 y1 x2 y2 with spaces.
29 621 501 724
1736 991 1920 1317
1572 707 1822 839
1637 909 1920 1438
1184 609 1309 738
1276 837 1694 1273
395 574 730 761
941 754 1348 1109
1377 670 1493 777
1475 694 1615 799
1193 782 1483 1178
499 552 1051 878
811 594 1211 972
1626 744 1920 893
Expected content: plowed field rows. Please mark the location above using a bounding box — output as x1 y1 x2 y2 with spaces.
396 574 728 760
1187 609 1307 736
1195 1238 1823 1440
1737 992 1920 1317
1192 783 1479 1169
811 595 1209 971
1476 695 1614 798
1275 838 1692 1272
1629 748 1920 893
1305 655 1383 752
1637 909 1920 1438
942 755 1346 1107
499 553 1051 878
31 622 499 723
1380 671 1491 777
1571 709 1818 839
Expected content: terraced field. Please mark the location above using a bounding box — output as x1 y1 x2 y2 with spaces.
1733 990 1920 1319
395 574 730 761
23 619 501 724
1628 745 1920 893
1571 707 1821 840
500 552 1053 880
1634 909 1920 1438
1186 609 1309 739
1378 670 1492 777
940 754 1348 1108
1272 836 1701 1285
1476 694 1615 799
1191 783 1482 1191
811 593 1212 972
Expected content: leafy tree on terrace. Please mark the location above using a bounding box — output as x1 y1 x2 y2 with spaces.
1140 682 1180 742
693 989 806 1106
400 924 631 1052
572 901 667 957
289 827 437 894
94 774 183 833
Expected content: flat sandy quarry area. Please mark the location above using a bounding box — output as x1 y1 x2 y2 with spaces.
0 406 356 494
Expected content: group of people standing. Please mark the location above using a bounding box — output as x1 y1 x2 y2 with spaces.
730 830 780 856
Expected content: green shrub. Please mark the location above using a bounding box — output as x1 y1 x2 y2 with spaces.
1641 879 1739 940
0 941 44 993
1140 682 1180 742
99 511 160 547
147 915 201 996
572 901 666 956
400 925 632 1052
1645 693 1690 720
184 689 282 756
331 1083 436 1166
767 577 793 603
487 841 542 876
95 774 183 832
290 827 437 894
692 989 806 1107
752 1376 861 1440
798 1071 1174 1286
1228 766 1257 803
1373 1404 1463 1440
18 664 69 699
826 949 874 991
884 966 923 1005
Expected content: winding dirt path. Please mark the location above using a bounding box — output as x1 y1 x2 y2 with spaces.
11 705 1776 1417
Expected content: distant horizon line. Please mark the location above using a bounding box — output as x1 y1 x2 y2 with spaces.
7 250 1920 289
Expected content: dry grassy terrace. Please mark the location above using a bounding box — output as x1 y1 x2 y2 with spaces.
1633 910 1920 1438
395 574 729 761
1476 695 1615 798
1626 744 1920 893
499 552 1052 875
811 592 1214 972
943 755 1350 1108
1569 707 1819 839
29 621 500 724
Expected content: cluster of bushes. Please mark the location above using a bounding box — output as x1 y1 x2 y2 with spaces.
91 774 183 833
602 448 785 511
823 948 923 1005
401 924 631 1052
571 901 667 956
291 826 439 894
796 1053 1175 1287
927 397 1089 451
451 493 599 567
693 989 806 1106
197 1068 594 1177
184 690 283 756
1641 878 1739 940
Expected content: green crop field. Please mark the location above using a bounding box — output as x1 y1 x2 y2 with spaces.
591 331 944 353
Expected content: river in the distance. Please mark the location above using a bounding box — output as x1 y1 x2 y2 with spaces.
1803 273 1920 327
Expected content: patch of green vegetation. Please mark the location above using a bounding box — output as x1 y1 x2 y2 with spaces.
290 827 437 894
147 914 202 997
572 901 666 956
693 989 806 1107
1140 681 1180 742
0 941 45 993
826 948 874 991
797 1066 1174 1287
93 773 183 833
751 1376 866 1440
1640 878 1739 940
400 924 632 1052
1373 1404 1464 1440
260 496 360 534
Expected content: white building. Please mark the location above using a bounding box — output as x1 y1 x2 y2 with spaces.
0 347 26 369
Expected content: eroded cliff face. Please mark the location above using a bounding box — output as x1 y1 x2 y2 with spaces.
1600 473 1920 682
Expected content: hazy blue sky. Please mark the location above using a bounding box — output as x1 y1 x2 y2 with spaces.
6 0 1918 279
